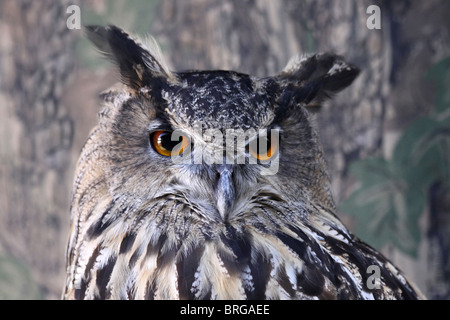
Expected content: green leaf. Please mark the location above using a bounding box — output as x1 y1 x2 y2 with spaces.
340 56 450 257
340 158 410 251
349 157 395 185
392 116 439 172
339 153 427 256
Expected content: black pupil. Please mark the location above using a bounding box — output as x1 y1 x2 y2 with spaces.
158 132 182 151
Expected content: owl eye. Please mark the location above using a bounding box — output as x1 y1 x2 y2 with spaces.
150 131 190 157
249 135 278 161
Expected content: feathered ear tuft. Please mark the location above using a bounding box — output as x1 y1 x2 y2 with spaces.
85 25 173 92
277 53 360 109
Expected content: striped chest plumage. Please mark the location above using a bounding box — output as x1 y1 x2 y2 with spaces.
64 182 420 300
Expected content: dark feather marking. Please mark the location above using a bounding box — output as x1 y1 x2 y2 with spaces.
201 288 212 300
157 241 179 270
96 256 117 299
128 247 140 269
249 251 272 300
145 233 167 258
219 225 252 275
119 233 136 254
318 287 337 300
275 231 310 265
75 246 102 300
127 283 135 300
176 245 205 300
74 287 85 300
297 266 324 296
144 281 155 300
277 266 296 297
217 247 240 277
86 203 114 240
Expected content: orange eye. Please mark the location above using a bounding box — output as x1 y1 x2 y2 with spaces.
249 135 278 161
150 131 190 157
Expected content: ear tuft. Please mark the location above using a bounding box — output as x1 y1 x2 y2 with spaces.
278 53 360 109
85 25 172 91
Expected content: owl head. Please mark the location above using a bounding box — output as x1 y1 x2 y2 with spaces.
85 25 359 223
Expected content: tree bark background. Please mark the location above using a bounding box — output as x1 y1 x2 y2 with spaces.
0 0 79 298
0 0 448 299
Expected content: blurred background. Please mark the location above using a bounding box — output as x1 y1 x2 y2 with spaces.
0 0 448 299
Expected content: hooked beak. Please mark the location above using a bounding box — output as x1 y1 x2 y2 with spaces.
215 164 235 220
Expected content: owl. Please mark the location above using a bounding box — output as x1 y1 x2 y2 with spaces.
63 25 424 300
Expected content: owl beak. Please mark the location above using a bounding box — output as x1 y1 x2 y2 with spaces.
215 164 235 220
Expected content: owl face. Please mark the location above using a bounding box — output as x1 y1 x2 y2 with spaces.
105 71 281 223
